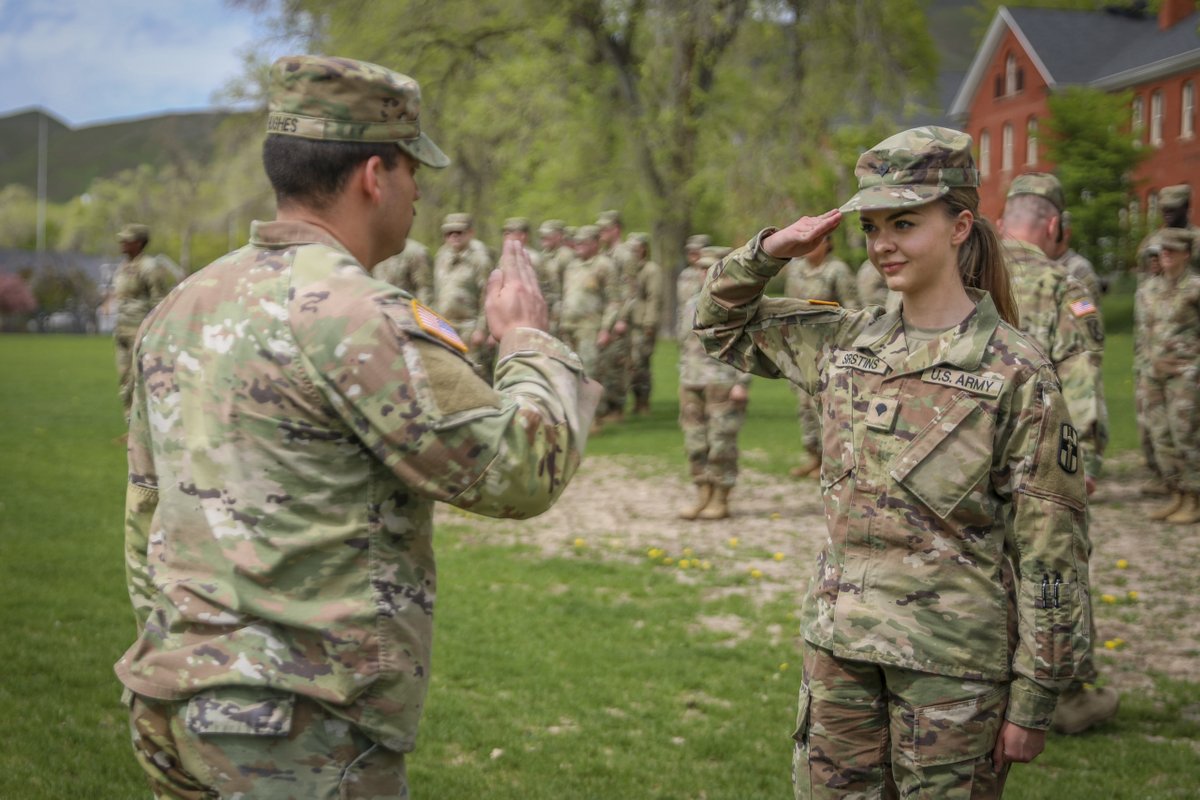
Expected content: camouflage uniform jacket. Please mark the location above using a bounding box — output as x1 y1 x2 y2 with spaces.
632 258 663 330
537 245 572 326
782 254 860 309
560 254 620 331
113 251 182 341
433 240 492 338
1133 274 1162 375
1054 249 1102 306
695 231 1091 729
115 219 599 752
1003 239 1107 478
606 242 638 324
373 238 433 305
678 276 749 388
1139 269 1200 378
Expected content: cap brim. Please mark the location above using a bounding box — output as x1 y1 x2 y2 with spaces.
839 184 948 214
398 132 450 169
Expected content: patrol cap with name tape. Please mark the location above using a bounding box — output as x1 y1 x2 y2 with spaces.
1160 184 1192 210
840 126 978 213
441 212 472 233
1159 227 1194 252
267 54 450 169
1007 172 1065 212
116 223 150 243
538 219 566 235
502 217 531 233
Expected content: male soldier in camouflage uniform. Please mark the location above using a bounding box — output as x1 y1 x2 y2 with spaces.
998 172 1114 735
114 55 600 800
781 236 860 478
1134 234 1167 495
626 232 663 415
1137 184 1200 269
537 219 572 333
1049 212 1103 305
856 257 890 307
595 209 636 421
434 212 494 379
677 245 746 520
372 237 433 304
1141 227 1200 524
112 223 181 420
559 225 621 420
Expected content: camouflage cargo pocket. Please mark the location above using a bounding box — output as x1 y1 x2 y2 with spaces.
184 686 295 737
896 685 1006 768
889 393 993 519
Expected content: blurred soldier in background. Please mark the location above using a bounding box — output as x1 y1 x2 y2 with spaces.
595 210 636 422
538 219 572 334
677 245 746 520
1134 234 1167 496
112 223 181 421
560 224 621 425
435 212 494 380
372 237 433 304
1050 212 1103 304
626 232 662 415
1138 184 1200 269
781 235 859 478
855 257 890 307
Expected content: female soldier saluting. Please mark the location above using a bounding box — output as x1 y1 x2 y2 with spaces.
695 127 1091 798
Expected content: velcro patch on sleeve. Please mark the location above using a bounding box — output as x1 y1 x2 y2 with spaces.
412 299 468 353
1068 298 1096 318
921 367 1004 398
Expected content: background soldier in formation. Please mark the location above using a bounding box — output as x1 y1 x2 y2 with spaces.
115 55 599 798
626 232 662 415
1138 184 1200 269
537 219 572 334
434 212 494 379
372 237 433 304
1134 233 1167 495
856 257 890 307
781 236 859 478
595 209 636 421
111 223 181 420
1141 227 1200 524
1050 211 1103 305
559 224 620 423
677 245 746 520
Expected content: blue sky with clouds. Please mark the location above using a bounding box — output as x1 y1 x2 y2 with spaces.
0 0 279 126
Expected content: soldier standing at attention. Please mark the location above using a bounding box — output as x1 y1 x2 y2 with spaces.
627 232 663 415
1141 228 1200 524
372 236 433 304
1138 184 1200 268
559 225 621 409
595 209 636 422
434 211 494 378
781 236 860 478
696 127 1091 798
1134 235 1167 496
537 219 571 334
677 245 747 520
112 223 181 420
115 55 600 799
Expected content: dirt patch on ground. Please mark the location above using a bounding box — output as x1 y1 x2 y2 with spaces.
436 450 1198 693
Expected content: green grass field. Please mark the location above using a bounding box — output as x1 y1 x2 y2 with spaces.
1 291 1197 798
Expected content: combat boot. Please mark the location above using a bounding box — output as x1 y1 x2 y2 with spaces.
698 486 730 520
1149 491 1185 520
1140 479 1170 497
1051 685 1119 735
678 484 713 520
633 397 650 415
1167 493 1200 524
789 453 821 479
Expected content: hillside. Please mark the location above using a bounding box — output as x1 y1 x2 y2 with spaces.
0 108 245 202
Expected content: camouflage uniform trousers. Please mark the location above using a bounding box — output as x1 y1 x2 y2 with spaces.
127 688 408 799
1143 365 1200 493
559 325 601 377
789 382 821 455
114 330 136 419
630 327 657 407
1135 371 1162 479
792 643 1009 800
679 383 746 488
596 332 632 416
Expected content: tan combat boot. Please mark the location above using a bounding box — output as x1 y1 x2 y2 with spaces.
1149 491 1186 521
698 486 730 520
1167 493 1200 524
1051 685 1120 735
789 453 821 479
678 483 713 520
633 396 650 415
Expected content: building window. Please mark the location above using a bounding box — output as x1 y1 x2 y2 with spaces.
1183 82 1195 139
994 75 1003 98
1026 117 1038 166
1002 123 1013 172
1151 90 1164 146
1005 54 1017 95
1132 94 1145 145
980 129 991 179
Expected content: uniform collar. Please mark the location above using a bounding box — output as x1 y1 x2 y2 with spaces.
1002 237 1047 261
852 289 1000 376
250 219 353 255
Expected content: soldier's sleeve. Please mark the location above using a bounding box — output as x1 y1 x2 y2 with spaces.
643 262 663 329
599 259 622 331
1053 279 1107 477
997 367 1091 729
296 296 601 518
693 229 849 393
124 342 159 632
144 256 181 307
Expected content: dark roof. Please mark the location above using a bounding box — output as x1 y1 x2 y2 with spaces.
1008 7 1200 86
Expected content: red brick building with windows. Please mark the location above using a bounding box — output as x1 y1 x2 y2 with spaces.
949 1 1200 223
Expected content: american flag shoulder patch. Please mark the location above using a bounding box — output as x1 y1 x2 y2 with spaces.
411 299 468 353
1069 298 1097 318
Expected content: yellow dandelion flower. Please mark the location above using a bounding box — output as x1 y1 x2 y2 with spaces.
770 512 782 521
1104 640 1116 649
679 559 691 569
749 568 763 579
1116 559 1129 569
728 537 740 548
773 552 785 562
573 538 586 548
779 662 790 671
1127 590 1139 601
700 560 712 571
1113 637 1125 646
662 557 674 566
683 547 694 557
1100 594 1116 604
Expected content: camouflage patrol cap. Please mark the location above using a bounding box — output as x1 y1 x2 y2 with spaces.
576 224 601 241
627 232 650 247
441 212 472 233
1160 184 1192 210
538 219 566 235
1159 227 1194 252
502 217 531 233
267 55 450 169
596 210 622 227
696 245 732 268
116 223 150 243
1007 172 1065 212
840 126 978 213
685 234 712 251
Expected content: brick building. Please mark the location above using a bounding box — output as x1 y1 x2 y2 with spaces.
949 0 1200 222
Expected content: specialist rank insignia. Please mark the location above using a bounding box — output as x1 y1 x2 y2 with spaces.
412 299 468 353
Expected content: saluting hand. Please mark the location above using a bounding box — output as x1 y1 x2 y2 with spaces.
762 210 843 260
486 239 549 340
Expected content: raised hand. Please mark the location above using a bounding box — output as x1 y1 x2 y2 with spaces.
485 238 549 340
762 210 843 260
